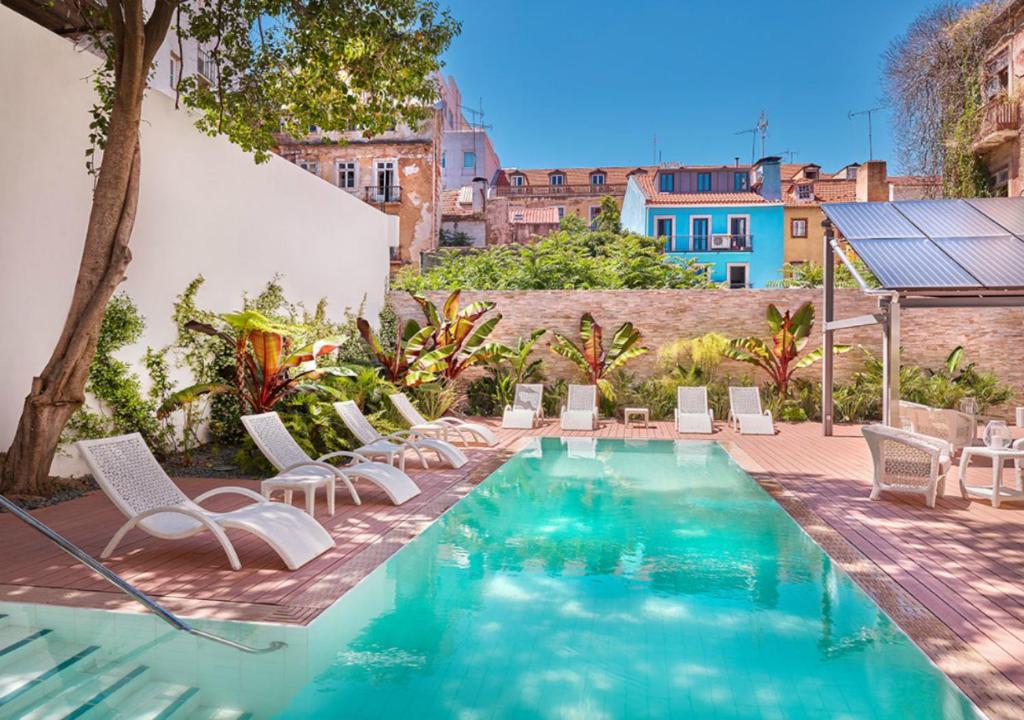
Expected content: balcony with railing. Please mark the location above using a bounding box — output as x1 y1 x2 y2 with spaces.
662 234 753 253
364 185 402 204
974 98 1021 151
495 183 627 198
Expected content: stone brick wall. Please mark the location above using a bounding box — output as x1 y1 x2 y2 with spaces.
389 289 1024 407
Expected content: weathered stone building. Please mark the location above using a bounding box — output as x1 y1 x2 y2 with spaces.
275 118 443 266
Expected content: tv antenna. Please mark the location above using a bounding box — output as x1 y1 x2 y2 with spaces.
848 106 885 160
734 127 757 165
736 111 769 164
776 149 798 163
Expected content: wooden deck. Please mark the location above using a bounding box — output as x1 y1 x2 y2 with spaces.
3 419 1024 717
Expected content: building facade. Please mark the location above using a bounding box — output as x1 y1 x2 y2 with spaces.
493 166 652 237
620 160 784 288
275 118 442 266
975 0 1024 196
439 77 501 190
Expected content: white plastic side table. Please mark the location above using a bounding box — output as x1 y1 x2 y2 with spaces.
624 407 650 429
958 445 1024 508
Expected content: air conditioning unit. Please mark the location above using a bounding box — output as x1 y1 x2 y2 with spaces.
710 234 731 250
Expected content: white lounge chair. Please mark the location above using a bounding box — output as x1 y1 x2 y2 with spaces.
862 424 951 508
333 400 468 471
561 384 598 431
675 386 714 434
502 383 544 429
241 412 421 508
728 386 775 435
77 434 334 571
389 393 498 447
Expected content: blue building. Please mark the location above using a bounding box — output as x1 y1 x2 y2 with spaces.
621 157 785 288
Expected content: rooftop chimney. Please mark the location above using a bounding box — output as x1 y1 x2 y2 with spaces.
752 156 782 201
856 160 888 202
471 177 487 212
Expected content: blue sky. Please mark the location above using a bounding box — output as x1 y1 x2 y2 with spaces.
439 0 940 173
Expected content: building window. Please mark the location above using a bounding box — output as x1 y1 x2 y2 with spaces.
846 166 858 180
374 159 398 201
727 264 749 289
168 53 180 88
336 161 357 191
984 50 1010 101
993 165 1010 195
197 49 216 83
441 152 446 169
591 173 606 185
512 211 525 221
463 151 476 169
557 206 565 219
804 168 819 179
589 205 601 228
697 172 712 192
734 172 748 191
511 174 525 187
791 218 808 238
298 160 320 176
658 173 675 192
796 184 813 200
550 174 565 186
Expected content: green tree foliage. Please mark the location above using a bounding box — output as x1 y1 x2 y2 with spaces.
773 259 879 289
393 224 714 291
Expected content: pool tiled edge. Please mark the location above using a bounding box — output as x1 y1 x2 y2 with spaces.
722 440 1022 720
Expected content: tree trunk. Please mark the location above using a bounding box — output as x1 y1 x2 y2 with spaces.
0 0 176 495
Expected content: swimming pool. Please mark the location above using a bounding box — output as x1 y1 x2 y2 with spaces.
0 438 982 719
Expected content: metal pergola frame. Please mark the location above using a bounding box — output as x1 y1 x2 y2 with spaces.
821 220 1024 436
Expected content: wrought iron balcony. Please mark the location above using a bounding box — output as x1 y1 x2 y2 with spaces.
662 234 753 253
364 185 402 203
974 98 1021 151
495 183 627 197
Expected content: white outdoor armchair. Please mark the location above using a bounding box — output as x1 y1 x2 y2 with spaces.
728 386 775 435
900 401 977 455
560 384 598 431
333 400 468 471
862 424 951 508
502 383 544 429
389 392 497 447
241 412 421 508
77 433 334 571
675 386 714 434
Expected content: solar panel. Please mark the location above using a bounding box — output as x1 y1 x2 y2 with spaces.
966 197 1024 236
846 237 980 289
930 236 1024 287
821 203 922 239
894 199 1005 238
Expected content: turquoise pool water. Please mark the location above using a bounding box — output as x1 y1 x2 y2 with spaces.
275 438 981 719
0 438 983 719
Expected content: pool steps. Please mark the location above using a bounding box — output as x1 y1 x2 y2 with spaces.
0 613 252 719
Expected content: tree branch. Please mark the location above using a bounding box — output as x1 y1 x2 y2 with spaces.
143 0 179 70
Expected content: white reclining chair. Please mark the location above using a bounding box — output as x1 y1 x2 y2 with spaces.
728 386 775 435
77 434 334 570
561 384 598 431
334 400 467 471
862 424 951 508
502 384 544 429
241 412 421 509
389 392 497 447
675 386 714 434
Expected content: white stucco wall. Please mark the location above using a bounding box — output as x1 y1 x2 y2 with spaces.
0 7 392 465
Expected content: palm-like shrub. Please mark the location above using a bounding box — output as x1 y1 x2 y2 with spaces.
413 290 505 382
550 314 648 400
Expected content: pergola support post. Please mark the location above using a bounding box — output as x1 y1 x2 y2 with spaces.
881 296 901 428
822 221 835 436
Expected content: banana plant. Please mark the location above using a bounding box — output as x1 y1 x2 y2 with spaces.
550 313 648 400
413 290 505 381
723 301 850 399
158 310 351 415
355 316 452 387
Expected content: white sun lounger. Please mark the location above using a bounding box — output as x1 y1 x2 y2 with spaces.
77 433 334 571
241 412 421 508
389 393 497 447
502 383 544 429
728 386 775 435
561 384 598 431
675 386 714 434
333 400 468 471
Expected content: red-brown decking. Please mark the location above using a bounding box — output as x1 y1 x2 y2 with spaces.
3 420 1024 717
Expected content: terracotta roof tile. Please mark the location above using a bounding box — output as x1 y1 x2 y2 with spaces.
783 178 857 205
633 173 768 205
441 188 480 218
498 165 654 187
509 206 560 224
888 175 942 187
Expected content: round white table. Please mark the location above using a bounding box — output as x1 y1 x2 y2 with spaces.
958 445 1024 508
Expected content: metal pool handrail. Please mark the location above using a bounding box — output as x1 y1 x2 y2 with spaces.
0 494 285 654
